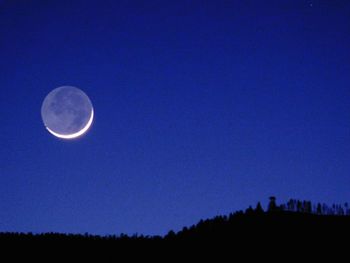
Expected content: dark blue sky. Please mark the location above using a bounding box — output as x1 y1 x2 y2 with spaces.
1 0 350 236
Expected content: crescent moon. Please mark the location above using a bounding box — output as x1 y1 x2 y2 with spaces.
45 108 94 139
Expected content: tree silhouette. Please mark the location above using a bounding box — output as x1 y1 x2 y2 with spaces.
296 200 303 212
304 201 312 213
287 199 296 211
255 202 264 213
268 196 277 212
345 203 349 215
245 205 254 214
316 203 322 215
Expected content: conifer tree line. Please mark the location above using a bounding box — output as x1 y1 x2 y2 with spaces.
260 196 350 215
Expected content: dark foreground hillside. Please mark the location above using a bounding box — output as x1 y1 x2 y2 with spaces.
1 197 349 250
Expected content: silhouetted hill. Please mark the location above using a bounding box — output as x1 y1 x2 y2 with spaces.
2 197 350 248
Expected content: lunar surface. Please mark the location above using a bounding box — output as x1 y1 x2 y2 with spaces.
41 86 94 139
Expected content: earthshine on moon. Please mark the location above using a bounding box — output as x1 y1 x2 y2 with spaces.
41 86 94 139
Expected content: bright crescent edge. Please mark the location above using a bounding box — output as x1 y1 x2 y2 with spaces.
45 108 94 139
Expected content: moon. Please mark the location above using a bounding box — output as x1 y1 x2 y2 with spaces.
41 86 94 139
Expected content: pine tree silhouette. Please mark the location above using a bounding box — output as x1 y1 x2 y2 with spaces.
255 202 264 213
268 196 277 212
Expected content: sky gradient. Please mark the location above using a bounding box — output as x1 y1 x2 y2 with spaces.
1 0 350 236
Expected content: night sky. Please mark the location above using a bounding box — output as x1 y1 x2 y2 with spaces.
1 0 350 236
